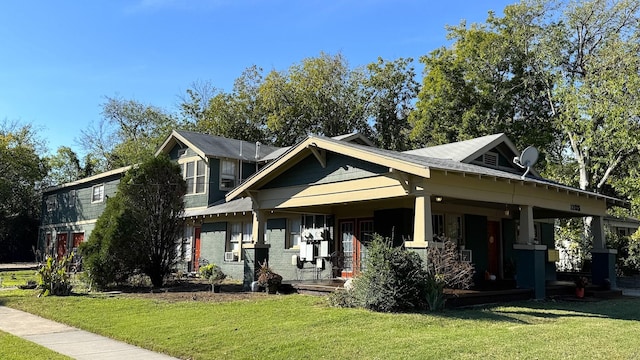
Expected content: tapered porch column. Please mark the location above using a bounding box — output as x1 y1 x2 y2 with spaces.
405 191 433 248
251 210 266 244
591 216 617 288
514 205 547 299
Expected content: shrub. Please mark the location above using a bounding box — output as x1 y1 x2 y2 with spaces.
348 234 428 312
425 240 475 311
256 261 282 293
37 255 73 297
199 263 226 291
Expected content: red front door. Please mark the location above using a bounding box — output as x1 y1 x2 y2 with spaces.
56 233 68 259
193 227 201 272
340 218 374 278
72 233 84 248
487 221 501 277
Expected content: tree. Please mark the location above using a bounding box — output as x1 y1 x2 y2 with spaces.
79 97 180 171
410 0 640 244
260 52 370 146
46 146 98 185
0 120 48 261
82 156 186 288
409 4 558 152
365 57 420 151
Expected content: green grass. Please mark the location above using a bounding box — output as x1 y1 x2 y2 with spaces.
0 270 38 288
0 330 71 360
2 289 640 359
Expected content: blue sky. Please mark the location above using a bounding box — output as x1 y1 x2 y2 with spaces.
0 0 515 155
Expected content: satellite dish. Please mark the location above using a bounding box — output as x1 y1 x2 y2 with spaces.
513 146 539 179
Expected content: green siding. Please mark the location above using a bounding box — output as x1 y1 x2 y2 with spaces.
465 214 488 282
262 152 387 189
541 223 557 281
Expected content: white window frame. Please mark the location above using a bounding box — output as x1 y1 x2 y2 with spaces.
220 159 238 191
228 221 253 257
68 190 76 208
46 195 57 212
91 184 105 203
287 217 302 249
182 159 207 195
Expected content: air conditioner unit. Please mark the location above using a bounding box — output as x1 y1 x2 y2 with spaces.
224 251 237 262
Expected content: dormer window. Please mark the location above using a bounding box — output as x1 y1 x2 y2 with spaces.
220 159 237 190
482 152 499 167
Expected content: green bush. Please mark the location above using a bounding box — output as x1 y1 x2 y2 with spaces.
346 234 428 312
37 255 73 297
425 240 475 310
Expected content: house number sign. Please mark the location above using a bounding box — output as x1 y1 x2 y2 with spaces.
570 204 581 211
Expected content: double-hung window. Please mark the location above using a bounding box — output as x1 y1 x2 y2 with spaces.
91 184 104 203
229 221 253 252
220 159 237 190
184 159 206 195
288 217 302 249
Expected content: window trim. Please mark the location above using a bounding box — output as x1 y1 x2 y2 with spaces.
91 184 105 203
219 159 238 191
180 157 207 196
287 217 302 249
227 221 253 260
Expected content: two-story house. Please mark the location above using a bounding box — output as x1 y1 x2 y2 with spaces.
40 130 627 299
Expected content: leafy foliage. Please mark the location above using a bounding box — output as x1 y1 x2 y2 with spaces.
37 255 73 296
332 235 429 312
199 263 226 291
81 156 186 288
424 240 475 311
0 121 48 262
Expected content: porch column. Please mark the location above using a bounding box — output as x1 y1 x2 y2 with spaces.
514 205 546 299
409 191 433 246
251 210 266 244
591 216 617 288
518 205 535 244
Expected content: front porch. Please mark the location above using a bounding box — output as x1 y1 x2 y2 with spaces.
284 279 623 308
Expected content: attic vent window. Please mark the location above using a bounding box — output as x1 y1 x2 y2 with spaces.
483 152 498 167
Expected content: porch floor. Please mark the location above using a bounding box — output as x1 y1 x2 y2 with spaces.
284 279 623 308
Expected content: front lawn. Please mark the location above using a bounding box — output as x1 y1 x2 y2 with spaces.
0 270 38 288
1 289 640 359
0 330 71 360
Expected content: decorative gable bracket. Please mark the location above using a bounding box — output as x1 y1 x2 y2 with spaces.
308 144 326 168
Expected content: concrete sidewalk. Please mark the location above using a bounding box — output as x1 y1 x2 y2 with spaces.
0 306 180 360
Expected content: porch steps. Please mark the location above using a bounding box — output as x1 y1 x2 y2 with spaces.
285 280 346 296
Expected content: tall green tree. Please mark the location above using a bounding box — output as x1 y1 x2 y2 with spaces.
80 97 180 170
0 120 48 261
46 146 98 185
409 4 557 152
260 52 370 146
82 156 186 288
365 57 420 151
410 0 640 236
188 67 268 143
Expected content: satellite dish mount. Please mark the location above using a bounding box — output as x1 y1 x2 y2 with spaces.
513 146 539 180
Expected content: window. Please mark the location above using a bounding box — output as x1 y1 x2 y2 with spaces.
228 221 252 253
91 184 104 203
46 195 57 212
68 190 76 208
184 159 206 195
288 217 302 248
220 159 237 190
432 214 463 243
432 214 444 239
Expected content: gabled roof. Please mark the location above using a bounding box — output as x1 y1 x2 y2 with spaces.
226 135 627 208
156 130 282 161
260 132 374 162
403 133 540 177
404 133 510 162
43 165 132 193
